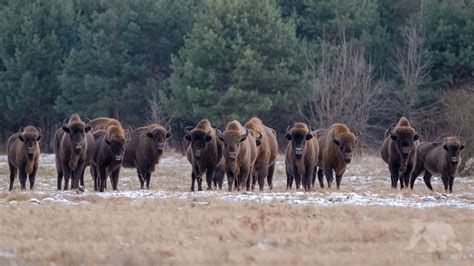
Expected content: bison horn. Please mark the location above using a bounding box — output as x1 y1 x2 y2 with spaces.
256 131 263 139
306 124 313 132
184 126 194 134
36 127 42 134
166 124 172 133
63 117 69 126
85 118 92 126
18 127 24 134
241 127 250 141
286 125 292 133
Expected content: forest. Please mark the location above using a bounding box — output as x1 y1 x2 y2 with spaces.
0 0 473 157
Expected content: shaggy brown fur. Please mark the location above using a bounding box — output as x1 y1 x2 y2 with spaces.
410 137 464 193
90 118 126 192
7 126 41 191
55 114 92 190
90 117 121 131
380 117 419 189
316 123 356 189
218 121 257 192
122 123 171 189
183 119 223 191
285 123 318 191
244 117 278 191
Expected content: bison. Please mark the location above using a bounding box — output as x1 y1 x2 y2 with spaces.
285 123 318 191
7 126 42 191
122 124 171 189
54 114 93 190
244 117 278 191
380 117 419 189
90 118 126 192
217 121 257 192
184 119 223 191
316 123 356 189
409 137 464 193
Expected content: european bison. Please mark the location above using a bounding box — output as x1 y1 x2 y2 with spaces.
7 126 42 191
410 137 464 193
122 124 171 189
217 121 257 192
380 117 419 189
54 114 92 190
285 123 318 191
90 118 126 192
316 123 356 189
184 119 223 191
244 117 278 191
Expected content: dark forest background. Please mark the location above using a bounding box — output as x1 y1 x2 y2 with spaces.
0 0 473 160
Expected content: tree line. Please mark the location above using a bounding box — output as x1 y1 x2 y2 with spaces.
0 0 473 160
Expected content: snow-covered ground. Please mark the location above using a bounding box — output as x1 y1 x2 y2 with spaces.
1 154 473 209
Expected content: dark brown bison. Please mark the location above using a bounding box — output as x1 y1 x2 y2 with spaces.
217 120 257 192
316 123 356 189
285 123 318 191
244 117 278 191
7 126 42 191
122 124 171 189
90 118 126 192
410 137 464 193
55 114 92 190
184 119 223 191
380 117 419 189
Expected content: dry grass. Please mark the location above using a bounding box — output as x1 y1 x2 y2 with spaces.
0 153 473 265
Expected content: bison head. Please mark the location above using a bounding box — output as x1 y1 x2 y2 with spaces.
390 127 419 158
285 125 313 160
18 127 41 160
184 126 212 158
443 137 464 165
146 125 171 152
218 127 249 161
333 132 357 163
62 118 91 155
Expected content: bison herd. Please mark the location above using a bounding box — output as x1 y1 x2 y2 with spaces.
6 115 465 193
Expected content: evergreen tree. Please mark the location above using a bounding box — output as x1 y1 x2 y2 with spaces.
164 0 305 126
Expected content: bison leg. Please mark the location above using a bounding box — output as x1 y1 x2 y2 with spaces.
448 175 454 193
98 167 107 192
28 165 38 190
226 168 235 192
191 172 196 192
388 164 399 189
401 164 413 189
317 168 324 189
8 162 17 191
335 174 343 190
267 164 275 190
312 166 317 188
257 165 268 192
422 171 433 191
409 166 424 189
305 166 315 191
197 175 203 191
111 169 120 191
205 168 214 190
137 168 144 189
323 168 333 189
286 170 293 190
19 166 27 190
240 167 251 191
441 174 449 193
145 171 152 189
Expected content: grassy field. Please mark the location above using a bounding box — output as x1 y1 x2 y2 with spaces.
0 153 473 265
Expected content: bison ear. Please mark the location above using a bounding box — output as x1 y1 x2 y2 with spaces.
19 135 24 142
285 133 291 140
146 132 153 138
460 145 465 151
256 139 262 146
185 134 191 141
443 144 448 151
62 126 70 133
413 134 419 141
166 132 172 138
205 134 212 142
105 139 111 145
85 125 91 132
390 133 397 141
306 133 313 140
36 134 42 141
